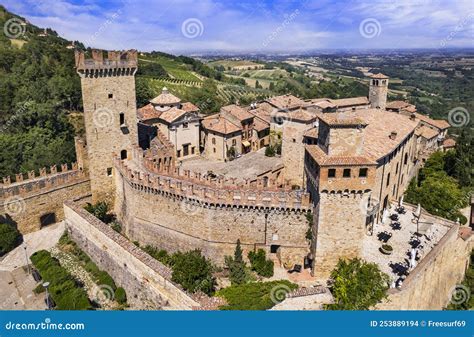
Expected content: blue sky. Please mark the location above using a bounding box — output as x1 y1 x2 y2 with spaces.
3 0 473 53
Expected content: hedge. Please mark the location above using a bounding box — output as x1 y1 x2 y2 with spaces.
30 250 91 310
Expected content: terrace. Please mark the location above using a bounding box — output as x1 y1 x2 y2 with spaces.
362 203 454 289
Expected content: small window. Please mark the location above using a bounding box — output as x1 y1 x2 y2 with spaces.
328 169 336 178
386 173 391 187
120 149 127 160
213 148 216 153
119 112 125 125
212 138 216 145
108 93 113 99
232 139 236 146
177 150 181 157
395 163 399 174
343 168 351 178
106 167 113 176
393 184 396 196
359 168 368 178
191 147 195 154
404 153 408 165
293 138 296 143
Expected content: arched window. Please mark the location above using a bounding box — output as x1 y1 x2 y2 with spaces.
121 149 127 160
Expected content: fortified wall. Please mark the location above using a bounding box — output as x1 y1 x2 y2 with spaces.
63 199 203 310
377 222 473 310
114 148 312 267
0 164 90 233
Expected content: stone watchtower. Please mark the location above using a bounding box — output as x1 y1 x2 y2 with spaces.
75 49 139 202
368 73 389 110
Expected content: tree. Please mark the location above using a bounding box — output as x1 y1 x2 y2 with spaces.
265 145 275 157
452 128 473 187
0 223 22 256
326 258 389 310
84 201 112 223
225 239 248 285
171 250 215 295
248 249 274 277
135 78 154 108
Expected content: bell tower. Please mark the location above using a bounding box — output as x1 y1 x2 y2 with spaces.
368 73 389 110
75 49 139 202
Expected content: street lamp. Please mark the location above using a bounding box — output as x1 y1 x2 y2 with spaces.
23 245 30 275
43 282 50 310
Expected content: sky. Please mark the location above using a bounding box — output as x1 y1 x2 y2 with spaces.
3 0 473 54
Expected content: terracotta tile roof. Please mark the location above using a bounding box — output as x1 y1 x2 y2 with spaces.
266 94 306 110
137 103 161 121
415 125 439 140
221 104 254 121
150 87 181 105
253 116 270 132
370 73 389 79
181 102 199 112
329 96 369 107
307 109 418 164
247 106 272 124
386 100 411 109
443 138 456 148
287 108 317 123
318 113 367 127
159 107 188 124
202 114 242 135
306 144 375 166
304 127 319 138
309 99 336 109
415 113 451 130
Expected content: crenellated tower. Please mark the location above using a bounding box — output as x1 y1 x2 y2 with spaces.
75 49 139 202
368 73 389 110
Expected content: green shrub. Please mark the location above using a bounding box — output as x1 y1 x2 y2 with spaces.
265 145 275 157
84 201 113 223
217 280 297 310
325 258 389 310
171 250 216 295
96 271 116 290
111 221 122 233
115 287 127 305
248 249 274 278
34 283 45 294
0 223 22 256
30 250 91 310
142 245 174 266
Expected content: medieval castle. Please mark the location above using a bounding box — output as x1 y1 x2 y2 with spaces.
1 49 471 310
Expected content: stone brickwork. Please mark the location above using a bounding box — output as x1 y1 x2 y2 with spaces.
0 164 90 234
377 224 473 310
113 153 311 267
64 200 200 310
76 49 139 203
312 190 371 278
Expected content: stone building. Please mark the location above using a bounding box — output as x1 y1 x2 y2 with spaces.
201 114 242 161
138 88 201 160
368 73 389 110
75 49 139 202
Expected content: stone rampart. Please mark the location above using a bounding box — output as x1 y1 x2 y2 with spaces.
0 164 90 233
64 199 201 310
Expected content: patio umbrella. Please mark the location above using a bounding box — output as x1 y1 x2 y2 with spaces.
409 248 417 270
382 209 389 224
415 204 421 218
399 195 404 207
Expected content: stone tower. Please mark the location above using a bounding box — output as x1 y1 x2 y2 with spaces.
75 49 139 202
368 73 389 110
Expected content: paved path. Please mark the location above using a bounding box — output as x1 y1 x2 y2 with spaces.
0 222 65 272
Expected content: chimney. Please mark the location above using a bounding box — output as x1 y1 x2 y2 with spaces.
410 113 416 121
389 131 397 140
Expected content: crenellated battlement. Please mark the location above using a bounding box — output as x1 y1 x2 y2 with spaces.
0 163 88 199
115 150 310 210
75 49 138 77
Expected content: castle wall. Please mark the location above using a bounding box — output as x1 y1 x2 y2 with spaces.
0 166 90 234
281 120 313 188
64 200 200 310
312 190 371 279
114 160 311 267
377 224 473 310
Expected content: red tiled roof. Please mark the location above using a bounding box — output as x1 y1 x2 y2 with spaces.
137 103 161 121
221 104 254 121
443 138 456 148
202 114 242 135
266 94 306 110
415 125 439 140
329 96 369 107
370 73 389 79
415 113 451 130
